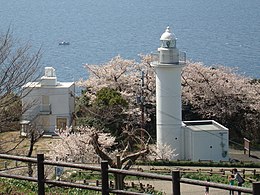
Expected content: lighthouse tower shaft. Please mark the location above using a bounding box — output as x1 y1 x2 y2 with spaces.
152 27 185 159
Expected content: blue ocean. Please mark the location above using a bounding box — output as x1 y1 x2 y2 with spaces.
0 0 259 81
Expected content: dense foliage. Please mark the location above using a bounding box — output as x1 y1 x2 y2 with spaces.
0 178 99 194
77 55 156 138
48 126 154 169
182 63 260 145
77 55 260 146
76 87 129 137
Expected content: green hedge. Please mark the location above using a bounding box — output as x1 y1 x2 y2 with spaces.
136 160 260 168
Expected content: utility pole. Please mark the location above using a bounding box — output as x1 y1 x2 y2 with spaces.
140 71 145 143
137 71 145 145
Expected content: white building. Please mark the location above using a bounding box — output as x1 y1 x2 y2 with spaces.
152 27 229 161
151 26 185 159
183 120 228 161
20 67 75 135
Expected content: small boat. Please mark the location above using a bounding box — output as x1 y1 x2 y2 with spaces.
59 41 70 45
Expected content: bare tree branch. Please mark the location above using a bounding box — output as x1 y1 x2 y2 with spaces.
0 28 42 133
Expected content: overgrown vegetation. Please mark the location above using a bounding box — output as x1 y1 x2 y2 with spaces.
182 172 257 188
76 87 129 137
0 178 100 194
0 176 164 194
77 55 260 147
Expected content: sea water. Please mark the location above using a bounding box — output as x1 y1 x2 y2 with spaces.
0 0 259 81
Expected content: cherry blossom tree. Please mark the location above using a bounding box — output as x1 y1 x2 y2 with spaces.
77 55 156 137
182 62 260 144
78 55 155 103
151 143 178 161
48 125 176 189
78 54 260 145
48 126 151 169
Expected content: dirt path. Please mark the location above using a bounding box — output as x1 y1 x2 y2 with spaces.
132 180 249 195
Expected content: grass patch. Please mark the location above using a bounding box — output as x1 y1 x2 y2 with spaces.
0 131 58 156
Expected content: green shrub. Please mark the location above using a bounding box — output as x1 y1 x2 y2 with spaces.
137 159 260 168
0 178 100 194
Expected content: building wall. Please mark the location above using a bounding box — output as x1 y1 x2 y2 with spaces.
155 65 183 159
183 125 192 160
21 82 75 133
183 127 229 161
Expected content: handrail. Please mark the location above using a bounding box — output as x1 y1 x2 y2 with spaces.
0 172 37 182
21 104 52 122
109 167 172 181
44 159 101 172
0 154 37 163
45 179 102 191
0 153 259 195
180 178 252 194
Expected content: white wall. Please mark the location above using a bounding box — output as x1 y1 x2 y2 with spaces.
21 82 75 133
155 65 183 159
184 128 229 161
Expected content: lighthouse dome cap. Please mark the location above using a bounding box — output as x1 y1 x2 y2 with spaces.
160 26 176 41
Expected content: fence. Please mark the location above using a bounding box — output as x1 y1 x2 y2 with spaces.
150 166 260 179
0 153 260 195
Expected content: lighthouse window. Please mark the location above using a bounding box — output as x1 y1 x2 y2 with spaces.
166 41 170 48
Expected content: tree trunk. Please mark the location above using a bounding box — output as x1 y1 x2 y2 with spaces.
27 133 35 177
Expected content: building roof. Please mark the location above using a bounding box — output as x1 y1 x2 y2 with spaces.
182 120 228 132
160 26 176 41
22 81 74 88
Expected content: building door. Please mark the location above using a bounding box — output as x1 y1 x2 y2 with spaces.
56 118 67 130
40 116 50 132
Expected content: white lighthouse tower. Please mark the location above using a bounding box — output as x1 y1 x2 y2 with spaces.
152 26 186 159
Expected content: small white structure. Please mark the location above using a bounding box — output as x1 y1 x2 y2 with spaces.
183 120 229 161
152 27 229 161
20 67 75 135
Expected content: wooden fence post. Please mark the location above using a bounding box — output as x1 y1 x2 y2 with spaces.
253 182 260 195
244 138 251 157
101 161 109 195
116 155 123 190
172 170 180 195
37 154 45 195
4 161 7 169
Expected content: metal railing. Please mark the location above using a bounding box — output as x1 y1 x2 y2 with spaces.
21 104 52 122
39 104 51 114
151 51 186 65
179 51 186 64
0 153 260 195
